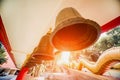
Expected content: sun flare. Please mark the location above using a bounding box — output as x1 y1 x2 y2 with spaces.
57 51 70 65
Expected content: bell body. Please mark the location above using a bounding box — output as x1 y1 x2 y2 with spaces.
50 7 101 51
32 33 54 60
24 32 54 68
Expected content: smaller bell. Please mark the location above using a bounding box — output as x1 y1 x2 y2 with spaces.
24 29 54 68
32 30 54 60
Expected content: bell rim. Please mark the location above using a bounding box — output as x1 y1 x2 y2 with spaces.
32 53 54 60
50 17 101 51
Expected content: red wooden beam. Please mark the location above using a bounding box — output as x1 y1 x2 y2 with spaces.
0 16 16 67
16 67 29 80
101 16 120 33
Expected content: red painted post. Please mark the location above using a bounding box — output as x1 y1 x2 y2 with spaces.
16 67 29 80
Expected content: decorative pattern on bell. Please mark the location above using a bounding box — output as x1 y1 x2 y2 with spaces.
50 7 101 51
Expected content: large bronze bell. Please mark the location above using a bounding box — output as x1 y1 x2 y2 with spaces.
50 7 101 51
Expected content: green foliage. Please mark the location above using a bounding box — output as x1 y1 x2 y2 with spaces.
93 25 120 52
0 42 7 65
